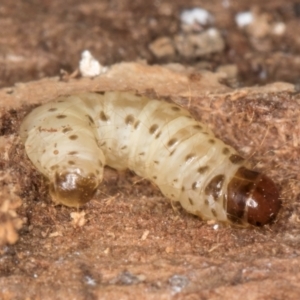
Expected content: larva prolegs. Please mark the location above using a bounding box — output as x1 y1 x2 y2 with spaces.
20 92 281 226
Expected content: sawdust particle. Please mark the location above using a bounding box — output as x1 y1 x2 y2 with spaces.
70 211 86 227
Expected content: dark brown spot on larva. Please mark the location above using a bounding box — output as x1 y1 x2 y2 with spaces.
87 115 94 124
211 209 217 217
181 186 185 192
173 179 178 182
222 147 230 155
195 210 202 218
154 160 159 164
149 124 159 134
48 108 57 112
100 141 106 147
96 91 105 95
54 143 57 148
62 127 72 133
139 152 145 156
50 165 58 170
227 167 281 226
171 106 181 111
208 139 215 144
53 150 59 155
56 114 67 119
125 114 135 125
205 174 225 201
153 176 157 180
229 154 245 164
192 182 197 190
193 125 203 130
69 135 78 140
204 199 209 205
203 132 209 135
198 166 209 174
121 145 127 150
185 153 195 162
238 167 260 181
98 160 103 167
134 120 140 129
68 151 78 155
68 160 75 165
133 91 143 97
100 111 109 122
188 198 194 205
155 131 161 139
96 170 100 175
169 149 175 156
167 138 178 147
223 195 227 210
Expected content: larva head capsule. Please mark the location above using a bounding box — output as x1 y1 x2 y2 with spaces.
49 171 99 208
227 167 281 226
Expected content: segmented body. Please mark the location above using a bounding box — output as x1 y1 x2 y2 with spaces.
20 92 281 226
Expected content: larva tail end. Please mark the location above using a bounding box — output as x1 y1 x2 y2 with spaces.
227 167 281 226
49 172 99 207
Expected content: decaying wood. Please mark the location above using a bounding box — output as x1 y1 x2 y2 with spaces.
0 62 299 299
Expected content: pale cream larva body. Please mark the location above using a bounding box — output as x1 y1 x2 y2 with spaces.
20 92 281 226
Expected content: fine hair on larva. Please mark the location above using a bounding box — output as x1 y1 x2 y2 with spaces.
20 91 281 226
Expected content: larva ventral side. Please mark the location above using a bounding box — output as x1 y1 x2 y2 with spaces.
20 92 281 226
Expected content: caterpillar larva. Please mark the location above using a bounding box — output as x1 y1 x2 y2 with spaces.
20 92 281 226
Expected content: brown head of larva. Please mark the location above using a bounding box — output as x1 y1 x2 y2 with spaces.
49 171 99 208
226 167 281 226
